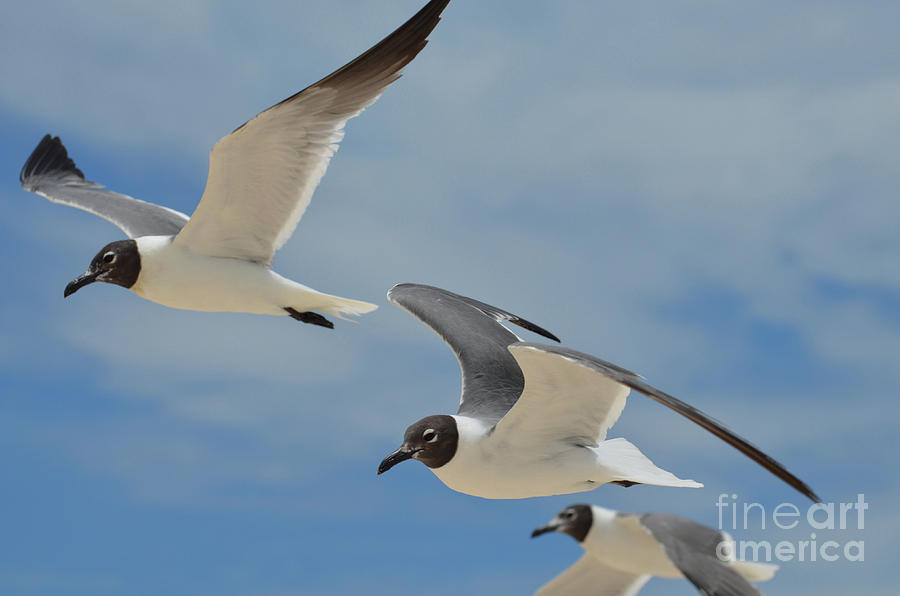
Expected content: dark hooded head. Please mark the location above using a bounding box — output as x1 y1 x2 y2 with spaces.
64 240 141 297
531 504 594 543
377 414 458 475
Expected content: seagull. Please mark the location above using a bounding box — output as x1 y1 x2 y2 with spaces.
377 283 819 501
19 0 452 329
531 504 778 596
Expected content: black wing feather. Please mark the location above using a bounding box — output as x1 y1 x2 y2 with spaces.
514 343 820 503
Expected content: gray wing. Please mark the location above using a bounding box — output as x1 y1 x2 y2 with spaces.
513 343 819 503
640 514 761 596
536 554 650 596
174 0 451 264
20 135 189 238
387 283 559 424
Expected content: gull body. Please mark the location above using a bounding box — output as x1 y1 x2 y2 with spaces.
377 284 819 502
573 507 685 579
432 416 694 500
20 0 453 329
532 504 778 596
131 235 339 316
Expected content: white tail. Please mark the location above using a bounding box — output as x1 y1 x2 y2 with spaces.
592 438 703 488
732 560 779 582
316 292 378 319
288 285 378 319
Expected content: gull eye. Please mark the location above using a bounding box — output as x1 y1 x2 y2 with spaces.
422 428 438 443
562 510 575 520
103 252 116 264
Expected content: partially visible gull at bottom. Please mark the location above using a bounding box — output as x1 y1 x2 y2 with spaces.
531 504 778 596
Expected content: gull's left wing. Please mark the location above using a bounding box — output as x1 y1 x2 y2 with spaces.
20 135 189 238
498 344 633 449
174 0 452 264
501 343 820 502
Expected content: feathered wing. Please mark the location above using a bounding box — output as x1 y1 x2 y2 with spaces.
495 344 699 487
174 0 451 264
536 554 650 596
499 344 632 448
20 135 189 238
638 514 765 596
503 343 820 502
387 284 559 424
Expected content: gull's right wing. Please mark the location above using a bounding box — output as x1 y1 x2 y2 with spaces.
388 283 559 425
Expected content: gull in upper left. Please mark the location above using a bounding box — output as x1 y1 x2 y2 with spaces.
19 0 452 329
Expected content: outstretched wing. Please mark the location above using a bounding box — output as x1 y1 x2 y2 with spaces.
387 283 559 424
499 343 820 502
639 513 762 596
497 344 632 450
535 554 650 596
20 135 189 238
174 0 451 264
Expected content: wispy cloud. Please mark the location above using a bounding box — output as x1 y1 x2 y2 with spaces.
2 1 896 593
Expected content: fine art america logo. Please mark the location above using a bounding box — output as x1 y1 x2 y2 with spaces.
715 493 866 563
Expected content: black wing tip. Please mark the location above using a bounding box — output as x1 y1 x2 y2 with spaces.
396 0 452 34
326 0 451 84
250 0 452 131
516 343 820 502
759 460 820 503
20 134 85 186
799 484 822 504
510 316 560 343
634 381 822 504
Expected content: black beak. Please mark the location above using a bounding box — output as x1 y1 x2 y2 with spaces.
377 445 418 475
64 270 100 297
531 522 560 539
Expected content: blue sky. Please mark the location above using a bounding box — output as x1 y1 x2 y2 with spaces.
1 1 896 594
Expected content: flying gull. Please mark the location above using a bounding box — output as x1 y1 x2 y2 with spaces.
19 0 452 329
377 283 819 501
531 504 778 596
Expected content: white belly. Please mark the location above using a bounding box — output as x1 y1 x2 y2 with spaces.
430 417 613 499
432 455 599 499
131 236 302 315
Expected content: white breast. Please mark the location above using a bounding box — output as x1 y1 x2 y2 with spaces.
429 416 609 499
131 236 298 315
